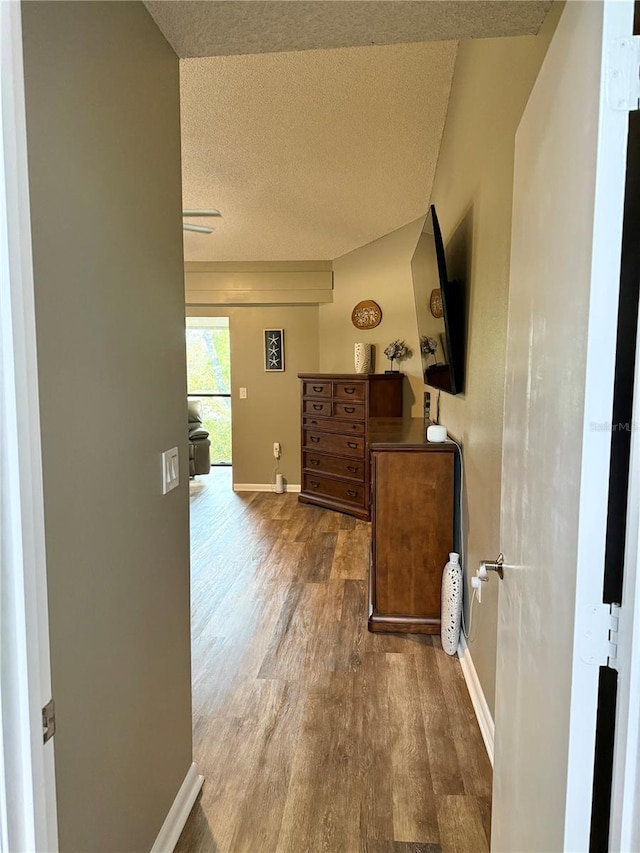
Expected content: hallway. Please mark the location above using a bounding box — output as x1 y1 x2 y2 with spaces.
176 471 491 852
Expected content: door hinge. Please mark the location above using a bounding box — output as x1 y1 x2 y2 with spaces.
580 603 621 669
607 603 621 671
42 698 55 744
607 36 640 112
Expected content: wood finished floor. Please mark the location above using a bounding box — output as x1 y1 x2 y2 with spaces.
176 469 492 853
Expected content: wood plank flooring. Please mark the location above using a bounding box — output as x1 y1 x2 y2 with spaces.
176 469 492 853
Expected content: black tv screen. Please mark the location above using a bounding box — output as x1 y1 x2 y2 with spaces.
411 204 465 394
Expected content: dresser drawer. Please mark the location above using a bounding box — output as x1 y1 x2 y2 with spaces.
303 380 331 398
299 374 405 520
333 401 364 420
303 473 365 507
334 381 365 401
303 452 365 482
303 399 332 417
303 431 365 457
303 416 364 435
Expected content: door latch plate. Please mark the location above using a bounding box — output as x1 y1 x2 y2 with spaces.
42 698 55 744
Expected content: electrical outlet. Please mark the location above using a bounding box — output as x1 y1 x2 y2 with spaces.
273 442 281 459
239 387 247 399
472 575 482 604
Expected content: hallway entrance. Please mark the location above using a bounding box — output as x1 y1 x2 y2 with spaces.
178 474 491 851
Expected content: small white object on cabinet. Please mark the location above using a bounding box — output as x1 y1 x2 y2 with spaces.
427 424 447 442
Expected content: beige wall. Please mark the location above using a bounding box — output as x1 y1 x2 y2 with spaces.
319 14 560 716
428 9 562 715
186 305 319 485
22 3 192 851
319 219 426 418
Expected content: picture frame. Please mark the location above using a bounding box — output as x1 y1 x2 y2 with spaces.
264 329 285 372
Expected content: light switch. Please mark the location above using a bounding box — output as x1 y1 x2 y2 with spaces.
162 447 179 494
239 387 247 399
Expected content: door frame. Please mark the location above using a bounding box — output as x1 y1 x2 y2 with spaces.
609 308 640 852
562 4 635 849
609 87 640 853
0 2 58 849
493 3 635 850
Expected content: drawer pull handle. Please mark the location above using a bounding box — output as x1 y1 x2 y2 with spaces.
344 406 355 413
310 481 320 488
347 490 358 497
312 386 324 392
347 465 358 473
313 403 323 410
310 436 320 443
344 387 356 394
310 459 320 466
347 441 358 448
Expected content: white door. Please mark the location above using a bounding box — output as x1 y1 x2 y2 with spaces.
492 3 634 851
0 2 58 850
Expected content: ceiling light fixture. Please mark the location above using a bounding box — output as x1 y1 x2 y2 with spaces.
182 209 221 235
183 209 221 218
183 223 216 234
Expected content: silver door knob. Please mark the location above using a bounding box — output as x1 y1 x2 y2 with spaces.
479 553 504 580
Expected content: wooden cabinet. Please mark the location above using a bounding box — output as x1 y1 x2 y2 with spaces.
368 418 455 634
298 373 403 520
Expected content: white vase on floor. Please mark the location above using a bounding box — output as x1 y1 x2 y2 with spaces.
354 342 372 374
441 552 463 655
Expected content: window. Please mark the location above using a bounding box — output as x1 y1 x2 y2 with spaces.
186 317 232 465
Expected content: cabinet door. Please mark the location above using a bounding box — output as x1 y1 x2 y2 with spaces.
373 450 453 618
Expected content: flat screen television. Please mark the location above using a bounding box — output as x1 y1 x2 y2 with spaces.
411 204 465 394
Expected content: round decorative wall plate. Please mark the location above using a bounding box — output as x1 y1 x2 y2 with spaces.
429 288 444 319
351 300 382 330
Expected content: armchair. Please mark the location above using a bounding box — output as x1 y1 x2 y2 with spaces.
188 399 211 476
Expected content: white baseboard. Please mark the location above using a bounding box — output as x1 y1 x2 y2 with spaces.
151 762 204 853
457 635 495 766
233 483 301 493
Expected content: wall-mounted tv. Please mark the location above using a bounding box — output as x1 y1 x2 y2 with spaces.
411 204 465 394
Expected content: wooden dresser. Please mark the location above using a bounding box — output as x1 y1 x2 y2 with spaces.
297 373 403 520
368 418 455 633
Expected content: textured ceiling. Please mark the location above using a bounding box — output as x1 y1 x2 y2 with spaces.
172 1 552 261
145 1 553 58
181 41 457 261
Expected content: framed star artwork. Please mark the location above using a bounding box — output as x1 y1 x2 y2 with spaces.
264 329 285 372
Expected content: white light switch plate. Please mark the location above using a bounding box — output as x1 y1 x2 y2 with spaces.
162 447 179 494
239 387 247 399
